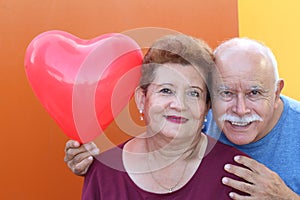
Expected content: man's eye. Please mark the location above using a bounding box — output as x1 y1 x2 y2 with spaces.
247 90 262 99
220 91 233 98
249 90 260 96
159 88 173 95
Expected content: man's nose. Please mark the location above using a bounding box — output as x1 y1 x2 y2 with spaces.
232 94 250 116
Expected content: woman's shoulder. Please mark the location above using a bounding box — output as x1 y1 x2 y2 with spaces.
88 140 130 174
205 135 249 159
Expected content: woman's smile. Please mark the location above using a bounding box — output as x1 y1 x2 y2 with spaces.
164 115 189 124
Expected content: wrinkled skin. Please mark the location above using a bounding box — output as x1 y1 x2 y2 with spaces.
222 155 299 200
64 140 99 176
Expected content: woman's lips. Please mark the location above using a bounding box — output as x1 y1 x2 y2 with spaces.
165 115 188 124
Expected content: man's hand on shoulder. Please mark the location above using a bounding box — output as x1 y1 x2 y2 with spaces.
64 140 99 176
222 155 300 200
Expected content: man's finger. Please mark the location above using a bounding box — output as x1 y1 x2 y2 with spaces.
83 142 100 155
64 142 99 161
228 191 251 200
72 156 94 176
224 164 255 183
233 155 262 174
65 140 80 152
222 176 254 194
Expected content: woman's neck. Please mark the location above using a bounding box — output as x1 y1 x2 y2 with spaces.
145 132 206 161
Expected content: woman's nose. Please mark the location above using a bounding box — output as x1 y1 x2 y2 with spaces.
169 94 187 110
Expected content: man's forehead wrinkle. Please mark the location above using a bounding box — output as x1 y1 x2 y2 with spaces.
214 78 265 89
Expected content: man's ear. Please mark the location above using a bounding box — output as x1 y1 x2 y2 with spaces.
135 86 146 111
275 79 284 104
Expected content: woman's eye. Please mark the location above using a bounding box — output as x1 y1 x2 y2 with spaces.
187 90 200 97
159 88 173 95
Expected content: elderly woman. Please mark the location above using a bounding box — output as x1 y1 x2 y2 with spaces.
79 34 248 199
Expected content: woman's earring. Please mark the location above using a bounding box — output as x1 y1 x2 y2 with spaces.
139 109 144 121
202 117 207 130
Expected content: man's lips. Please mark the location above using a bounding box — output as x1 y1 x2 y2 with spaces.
164 115 188 124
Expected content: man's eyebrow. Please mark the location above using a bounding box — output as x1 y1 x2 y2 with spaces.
250 85 262 89
216 85 230 90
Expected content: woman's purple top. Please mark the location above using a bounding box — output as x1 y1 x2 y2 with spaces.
82 136 248 200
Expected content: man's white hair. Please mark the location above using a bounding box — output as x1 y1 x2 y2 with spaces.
214 37 280 85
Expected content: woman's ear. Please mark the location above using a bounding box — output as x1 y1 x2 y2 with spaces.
135 86 145 111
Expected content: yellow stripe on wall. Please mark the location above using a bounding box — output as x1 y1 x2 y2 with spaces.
238 0 300 100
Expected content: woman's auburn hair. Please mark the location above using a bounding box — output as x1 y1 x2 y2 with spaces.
139 34 215 103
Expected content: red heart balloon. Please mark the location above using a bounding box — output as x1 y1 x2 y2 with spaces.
25 30 143 143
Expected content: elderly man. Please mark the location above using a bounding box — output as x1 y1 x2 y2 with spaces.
206 37 300 199
64 37 300 199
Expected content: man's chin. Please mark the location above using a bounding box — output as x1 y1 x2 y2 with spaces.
224 132 257 146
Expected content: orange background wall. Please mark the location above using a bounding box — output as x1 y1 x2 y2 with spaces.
0 0 239 199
